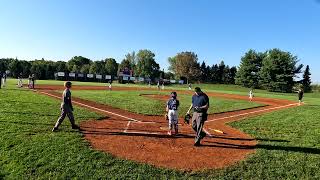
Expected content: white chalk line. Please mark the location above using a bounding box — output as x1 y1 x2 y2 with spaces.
39 91 150 123
123 121 131 133
206 103 299 123
203 128 212 137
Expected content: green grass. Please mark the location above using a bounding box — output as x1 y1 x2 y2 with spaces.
0 86 188 179
70 90 264 116
2 80 320 179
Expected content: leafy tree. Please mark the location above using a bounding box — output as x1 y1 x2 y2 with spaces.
259 48 303 92
218 61 226 83
105 58 118 76
235 49 264 88
89 63 98 74
171 51 201 83
210 64 219 83
135 49 160 79
80 64 90 74
55 61 68 72
67 56 92 72
302 65 312 92
125 51 137 69
71 65 80 73
200 61 207 82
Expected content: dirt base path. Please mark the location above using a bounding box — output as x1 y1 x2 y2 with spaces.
36 85 299 171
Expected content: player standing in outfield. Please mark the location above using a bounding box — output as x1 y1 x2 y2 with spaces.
297 88 304 105
52 81 79 132
249 89 254 101
188 83 192 90
2 72 6 87
166 92 180 135
186 87 209 146
0 71 2 89
17 73 23 88
108 81 112 91
157 81 160 90
31 74 35 89
148 81 151 88
161 82 165 90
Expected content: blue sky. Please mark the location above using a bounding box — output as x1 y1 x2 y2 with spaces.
1 0 319 82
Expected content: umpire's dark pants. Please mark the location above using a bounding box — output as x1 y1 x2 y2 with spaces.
54 106 75 129
192 112 207 144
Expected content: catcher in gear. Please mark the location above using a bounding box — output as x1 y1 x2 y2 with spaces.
166 92 180 135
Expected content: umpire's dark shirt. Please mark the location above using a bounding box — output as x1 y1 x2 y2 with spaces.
192 93 209 112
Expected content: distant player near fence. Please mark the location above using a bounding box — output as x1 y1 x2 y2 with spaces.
249 89 254 101
297 88 304 105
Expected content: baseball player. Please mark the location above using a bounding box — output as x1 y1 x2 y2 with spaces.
52 81 79 132
108 81 112 91
0 71 2 89
148 81 151 88
2 72 6 87
161 82 165 90
157 81 160 90
249 89 254 101
297 88 304 105
166 92 180 135
31 74 35 89
186 87 209 146
188 83 192 90
17 73 23 87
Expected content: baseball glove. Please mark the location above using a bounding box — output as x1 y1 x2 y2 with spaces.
165 114 169 121
184 114 191 124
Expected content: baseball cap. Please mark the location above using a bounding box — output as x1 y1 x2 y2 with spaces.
194 87 201 92
171 91 177 97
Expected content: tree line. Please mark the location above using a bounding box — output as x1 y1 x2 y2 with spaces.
235 48 311 92
0 48 312 92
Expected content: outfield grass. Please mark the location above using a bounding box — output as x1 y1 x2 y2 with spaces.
0 86 188 179
69 90 264 116
2 80 320 179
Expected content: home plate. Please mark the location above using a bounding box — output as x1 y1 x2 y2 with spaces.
209 128 225 134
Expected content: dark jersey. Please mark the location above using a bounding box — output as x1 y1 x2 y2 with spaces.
167 98 180 110
62 88 73 109
298 90 304 100
192 93 209 112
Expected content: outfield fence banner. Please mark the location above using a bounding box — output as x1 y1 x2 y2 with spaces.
123 76 129 80
139 77 144 82
78 73 84 78
130 77 136 81
96 74 102 79
69 73 76 77
105 75 112 80
87 74 94 78
57 72 65 77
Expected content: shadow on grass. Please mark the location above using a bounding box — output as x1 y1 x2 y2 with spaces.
212 104 269 115
202 141 320 154
79 129 320 154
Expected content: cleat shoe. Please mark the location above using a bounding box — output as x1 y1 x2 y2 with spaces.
194 141 201 146
52 127 58 132
72 125 80 129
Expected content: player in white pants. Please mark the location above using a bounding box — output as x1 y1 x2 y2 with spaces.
166 92 180 135
249 89 254 101
17 73 23 87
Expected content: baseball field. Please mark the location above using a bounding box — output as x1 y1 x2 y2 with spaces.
1 79 320 179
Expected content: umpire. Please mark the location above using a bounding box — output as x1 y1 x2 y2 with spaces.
186 87 209 146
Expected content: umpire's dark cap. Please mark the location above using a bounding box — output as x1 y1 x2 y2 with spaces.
194 87 201 92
